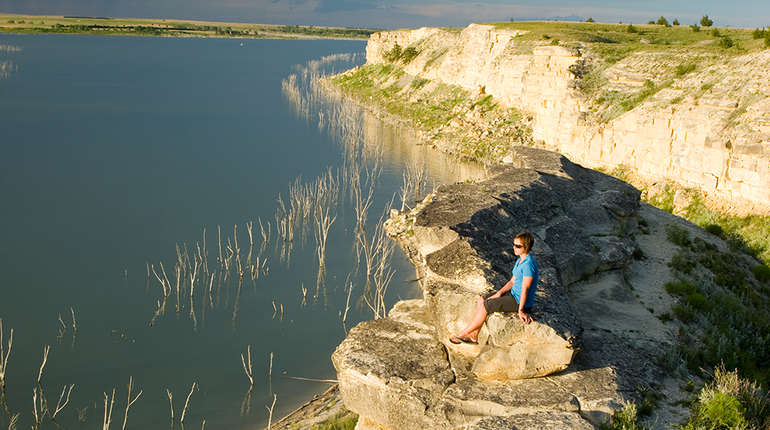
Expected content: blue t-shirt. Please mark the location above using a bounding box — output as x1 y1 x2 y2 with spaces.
511 254 538 308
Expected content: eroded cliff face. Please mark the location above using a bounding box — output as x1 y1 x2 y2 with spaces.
366 24 770 206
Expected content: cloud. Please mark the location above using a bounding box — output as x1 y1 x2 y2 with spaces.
313 0 377 13
1 0 766 29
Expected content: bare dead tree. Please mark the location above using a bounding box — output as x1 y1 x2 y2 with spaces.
121 377 142 430
241 346 254 386
166 389 174 422
362 204 397 319
400 157 428 211
102 388 115 430
150 264 170 297
265 394 277 430
37 345 50 384
180 382 197 424
32 387 44 430
51 384 74 420
0 319 12 389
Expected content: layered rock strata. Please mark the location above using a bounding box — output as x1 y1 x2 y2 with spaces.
366 24 770 206
332 147 667 429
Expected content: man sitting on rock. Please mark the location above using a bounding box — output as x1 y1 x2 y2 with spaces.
450 232 538 344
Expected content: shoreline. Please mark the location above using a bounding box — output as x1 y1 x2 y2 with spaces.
268 384 357 430
0 13 377 40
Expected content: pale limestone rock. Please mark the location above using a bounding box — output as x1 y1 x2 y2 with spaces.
364 25 770 207
334 148 670 429
332 301 455 430
466 412 597 430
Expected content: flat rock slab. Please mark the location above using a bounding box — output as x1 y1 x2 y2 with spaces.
467 412 598 430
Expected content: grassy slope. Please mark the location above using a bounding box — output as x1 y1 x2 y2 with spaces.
0 13 377 39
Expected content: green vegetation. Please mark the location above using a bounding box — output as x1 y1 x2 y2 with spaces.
483 20 766 122
311 411 358 429
600 401 649 430
657 217 770 430
662 223 770 388
330 63 465 129
598 165 770 427
752 27 770 47
0 14 377 39
681 366 770 430
605 168 770 267
328 62 533 162
382 43 420 64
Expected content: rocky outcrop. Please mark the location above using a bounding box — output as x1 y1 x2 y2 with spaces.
365 24 770 206
332 147 669 429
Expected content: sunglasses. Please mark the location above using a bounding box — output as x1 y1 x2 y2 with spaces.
513 244 523 249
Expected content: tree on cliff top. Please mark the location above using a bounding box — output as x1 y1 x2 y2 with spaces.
701 15 714 27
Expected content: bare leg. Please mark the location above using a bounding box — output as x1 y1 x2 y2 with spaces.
456 297 488 342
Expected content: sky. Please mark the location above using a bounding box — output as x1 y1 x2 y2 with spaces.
1 0 768 30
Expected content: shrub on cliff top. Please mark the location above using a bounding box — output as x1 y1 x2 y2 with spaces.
682 365 770 430
383 43 402 62
753 265 770 283
400 46 419 64
600 401 649 430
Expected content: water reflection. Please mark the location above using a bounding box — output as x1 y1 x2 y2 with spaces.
143 52 486 338
0 44 20 78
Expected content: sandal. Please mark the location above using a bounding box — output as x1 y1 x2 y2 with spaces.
450 335 477 345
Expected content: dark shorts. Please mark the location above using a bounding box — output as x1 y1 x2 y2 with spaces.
483 291 533 314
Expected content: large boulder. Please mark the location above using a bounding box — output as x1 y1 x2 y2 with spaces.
386 147 640 380
332 300 456 430
334 147 655 429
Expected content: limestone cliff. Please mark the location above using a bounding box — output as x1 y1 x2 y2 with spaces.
365 23 770 207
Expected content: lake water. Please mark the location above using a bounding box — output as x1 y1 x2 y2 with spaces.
0 34 483 429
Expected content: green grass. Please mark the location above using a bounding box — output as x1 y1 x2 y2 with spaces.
663 223 770 388
600 401 649 430
312 412 358 430
328 62 533 162
682 365 770 430
602 166 770 265
478 21 766 122
680 193 770 264
0 13 377 39
485 21 764 54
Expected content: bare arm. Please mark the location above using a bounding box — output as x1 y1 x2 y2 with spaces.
517 276 534 324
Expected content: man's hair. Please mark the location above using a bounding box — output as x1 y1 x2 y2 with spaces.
515 232 535 253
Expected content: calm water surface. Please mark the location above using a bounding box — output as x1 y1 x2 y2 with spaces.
0 34 482 429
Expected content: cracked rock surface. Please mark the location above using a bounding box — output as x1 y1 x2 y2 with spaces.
333 147 687 429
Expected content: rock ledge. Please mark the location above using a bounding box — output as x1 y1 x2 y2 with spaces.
333 147 670 429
